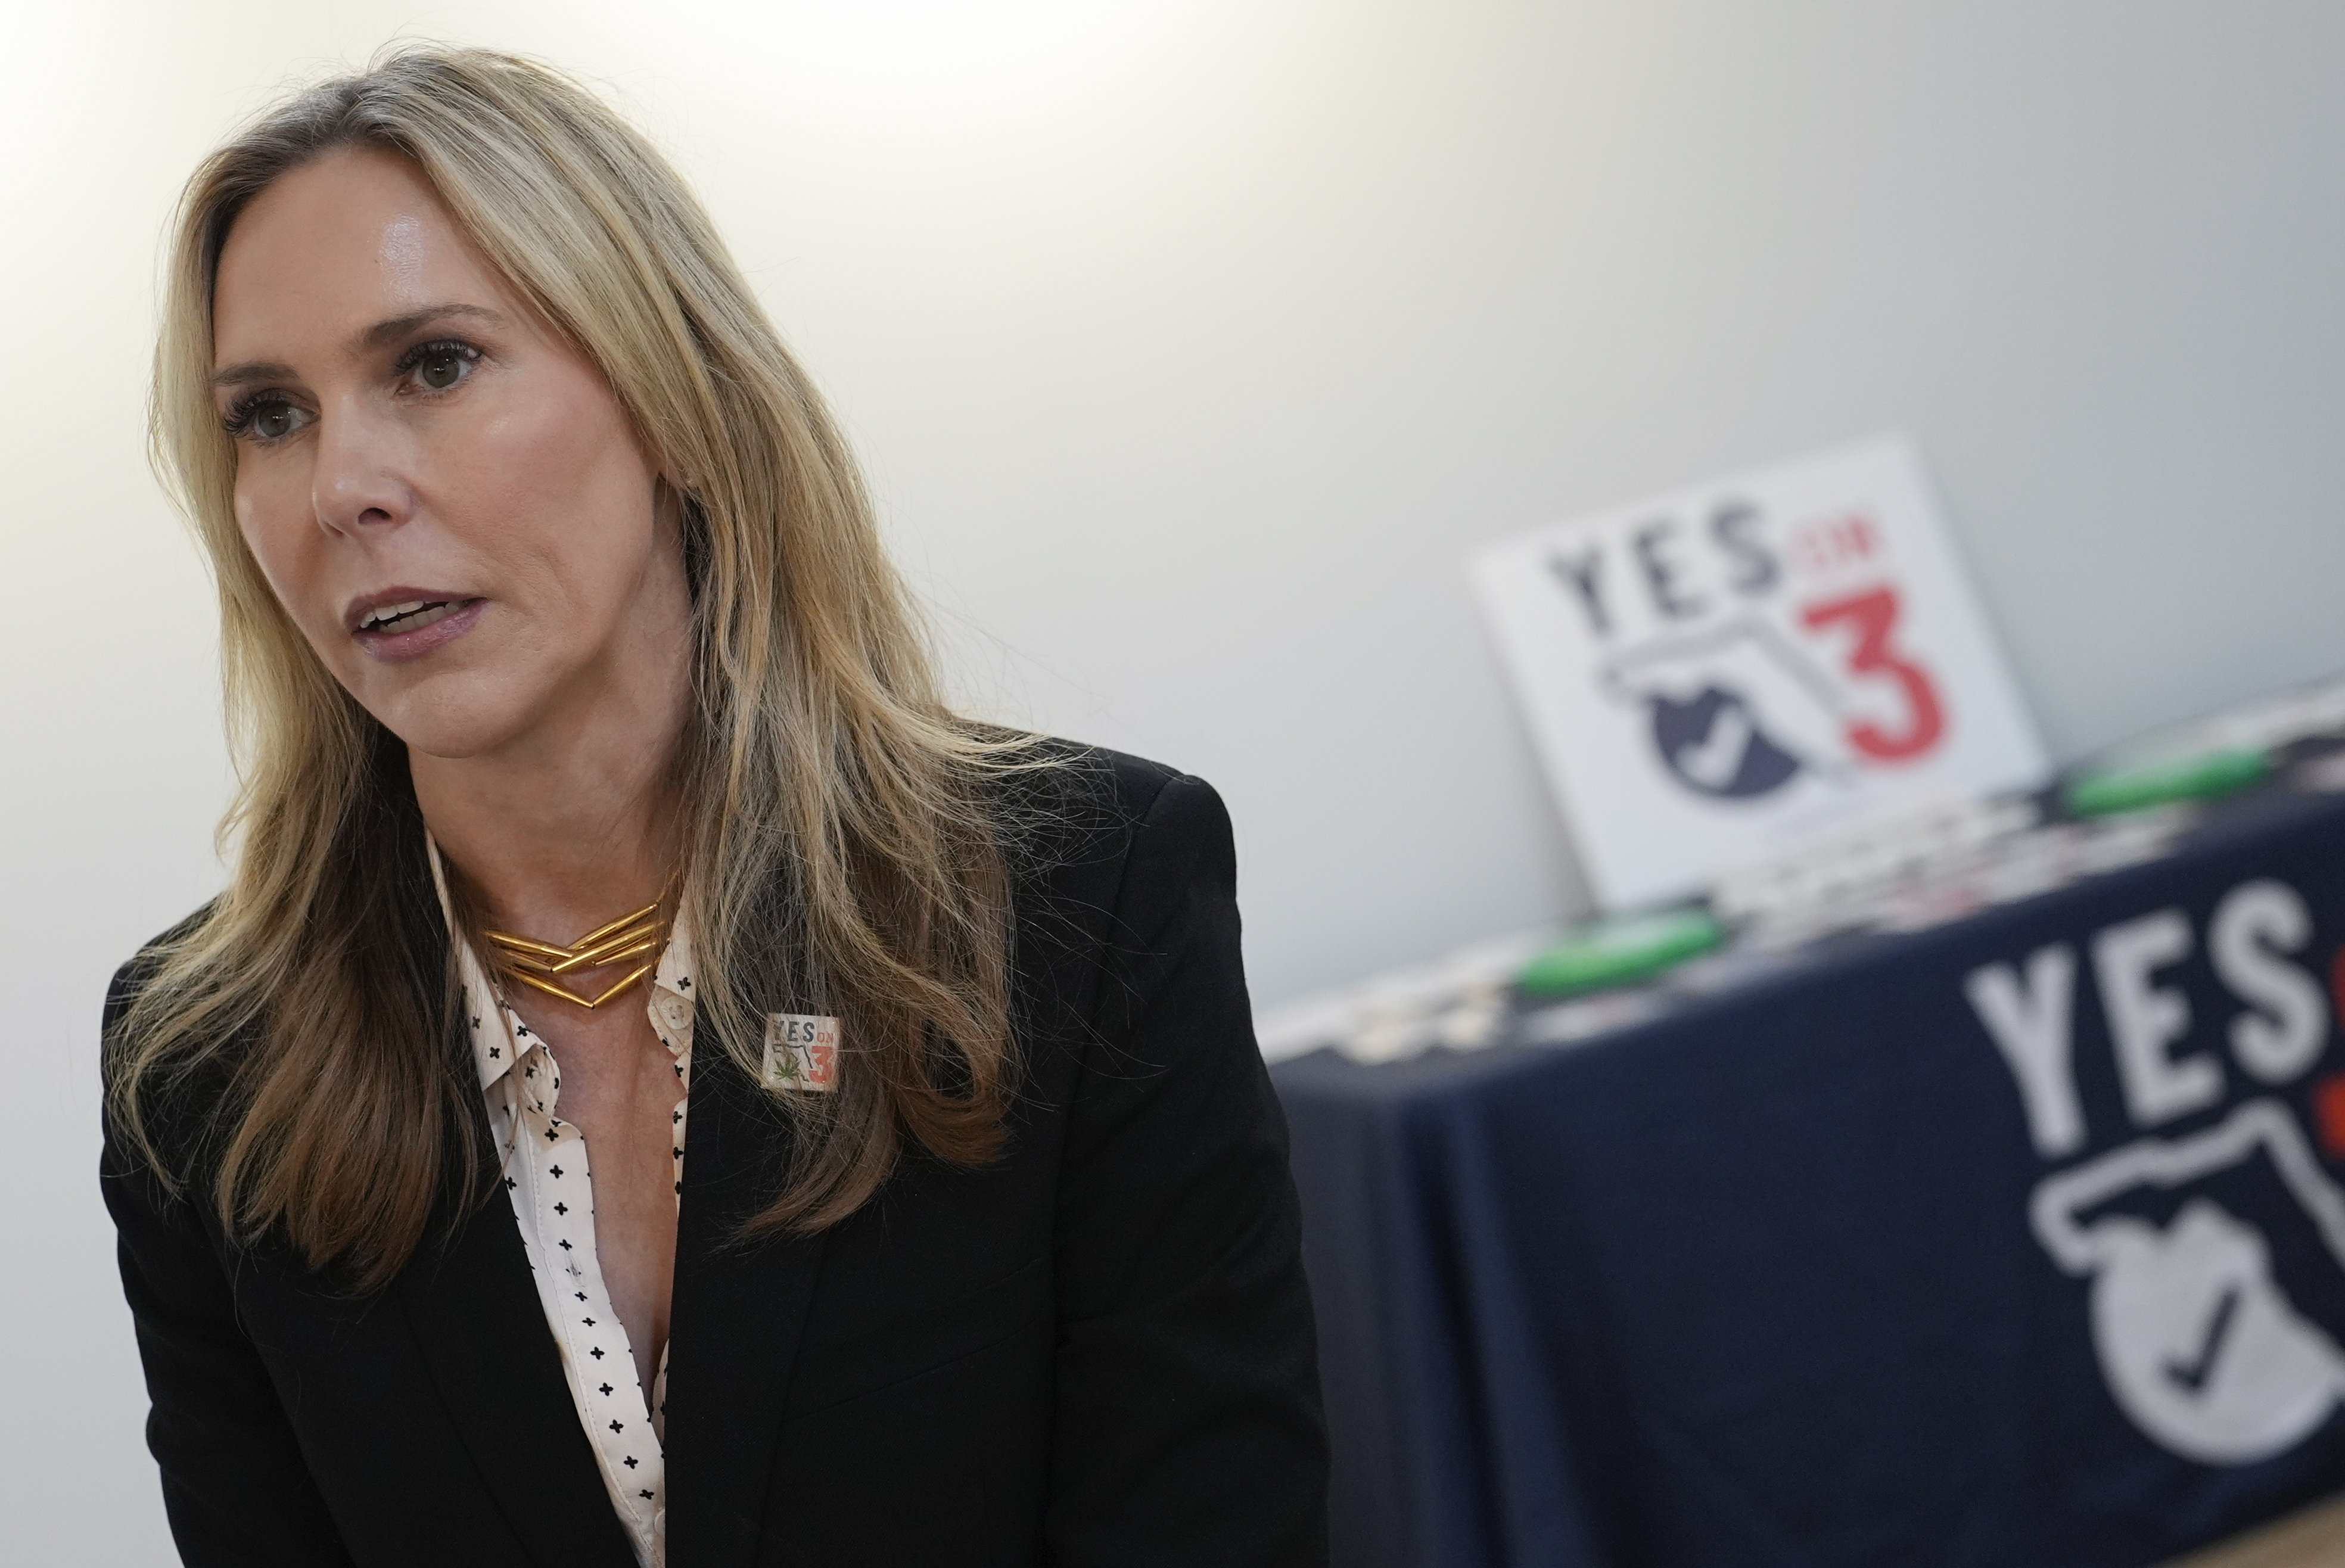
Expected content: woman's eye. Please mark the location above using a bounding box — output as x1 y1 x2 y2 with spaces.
402 341 479 394
226 397 307 442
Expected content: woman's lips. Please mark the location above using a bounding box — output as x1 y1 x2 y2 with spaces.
353 596 486 662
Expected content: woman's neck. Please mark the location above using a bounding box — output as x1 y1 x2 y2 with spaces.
410 670 689 944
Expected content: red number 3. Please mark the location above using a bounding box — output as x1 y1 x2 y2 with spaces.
1799 586 1946 763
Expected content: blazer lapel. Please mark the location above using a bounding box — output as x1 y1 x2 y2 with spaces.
662 1039 830 1568
396 1187 643 1565
382 807 637 1566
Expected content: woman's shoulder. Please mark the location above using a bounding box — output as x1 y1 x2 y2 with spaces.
996 737 1232 886
107 901 218 1019
101 900 232 1139
995 739 1244 1004
105 900 222 1026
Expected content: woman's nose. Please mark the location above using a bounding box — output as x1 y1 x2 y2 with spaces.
310 403 415 537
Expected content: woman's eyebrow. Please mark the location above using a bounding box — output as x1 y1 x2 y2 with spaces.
210 303 509 390
210 359 294 391
352 301 505 356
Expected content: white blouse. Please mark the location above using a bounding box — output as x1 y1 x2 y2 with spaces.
430 846 693 1568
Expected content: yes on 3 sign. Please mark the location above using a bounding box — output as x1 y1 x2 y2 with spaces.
1470 437 2046 909
763 1013 841 1092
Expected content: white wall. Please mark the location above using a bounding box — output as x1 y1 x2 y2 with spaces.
11 1 2345 1557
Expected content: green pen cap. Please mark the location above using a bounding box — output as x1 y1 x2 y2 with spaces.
1517 907 1725 999
2063 746 2269 818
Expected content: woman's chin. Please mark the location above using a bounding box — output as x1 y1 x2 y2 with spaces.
361 686 543 765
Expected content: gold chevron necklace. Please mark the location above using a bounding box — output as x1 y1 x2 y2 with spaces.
481 878 675 1010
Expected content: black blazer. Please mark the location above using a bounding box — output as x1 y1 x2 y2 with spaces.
102 750 1329 1566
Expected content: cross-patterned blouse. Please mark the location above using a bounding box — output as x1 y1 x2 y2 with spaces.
430 844 693 1568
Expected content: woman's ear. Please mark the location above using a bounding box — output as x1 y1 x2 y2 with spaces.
656 446 698 494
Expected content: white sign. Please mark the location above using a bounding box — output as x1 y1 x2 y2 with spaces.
1469 436 2046 909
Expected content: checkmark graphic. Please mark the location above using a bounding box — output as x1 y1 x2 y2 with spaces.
2030 1106 2345 1464
2164 1286 2243 1393
1674 702 1753 791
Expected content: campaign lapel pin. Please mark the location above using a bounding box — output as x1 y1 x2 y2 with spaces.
763 1013 841 1091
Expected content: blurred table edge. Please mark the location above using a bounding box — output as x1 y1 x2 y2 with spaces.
2169 1493 2345 1568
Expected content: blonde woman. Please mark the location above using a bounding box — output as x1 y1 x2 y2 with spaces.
102 46 1326 1567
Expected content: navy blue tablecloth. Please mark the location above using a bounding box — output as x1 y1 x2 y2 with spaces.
1273 789 2345 1568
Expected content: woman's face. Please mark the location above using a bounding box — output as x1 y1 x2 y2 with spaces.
210 147 689 763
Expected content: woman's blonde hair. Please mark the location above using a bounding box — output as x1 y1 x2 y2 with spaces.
114 43 1041 1291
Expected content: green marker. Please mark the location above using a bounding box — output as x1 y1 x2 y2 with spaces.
1517 907 1725 999
2064 747 2269 817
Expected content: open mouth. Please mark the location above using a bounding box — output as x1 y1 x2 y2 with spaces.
357 598 474 636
